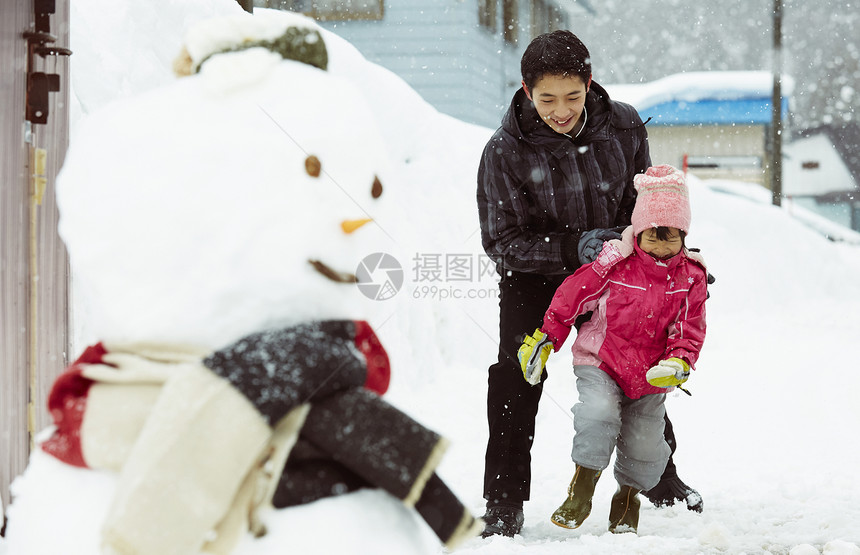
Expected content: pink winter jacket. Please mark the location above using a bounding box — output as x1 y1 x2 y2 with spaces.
541 234 708 399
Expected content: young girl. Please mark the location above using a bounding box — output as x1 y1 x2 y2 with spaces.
517 164 707 534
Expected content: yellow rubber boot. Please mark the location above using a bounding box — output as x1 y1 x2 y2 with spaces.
608 484 641 534
550 466 601 529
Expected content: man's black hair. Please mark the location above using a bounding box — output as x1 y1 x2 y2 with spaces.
520 30 591 91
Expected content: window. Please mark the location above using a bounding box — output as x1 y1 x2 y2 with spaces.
478 0 497 33
685 155 762 170
502 0 518 44
255 0 384 21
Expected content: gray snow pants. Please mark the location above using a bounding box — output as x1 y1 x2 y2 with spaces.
571 365 671 492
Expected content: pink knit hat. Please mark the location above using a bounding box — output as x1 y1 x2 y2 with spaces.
631 164 691 235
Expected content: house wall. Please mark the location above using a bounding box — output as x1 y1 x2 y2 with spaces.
1 0 32 515
1 0 71 508
647 124 767 184
317 0 524 129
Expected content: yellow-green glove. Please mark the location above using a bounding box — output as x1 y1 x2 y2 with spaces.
518 329 553 385
646 357 691 388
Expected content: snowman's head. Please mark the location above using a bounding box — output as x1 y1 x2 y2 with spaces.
58 11 403 349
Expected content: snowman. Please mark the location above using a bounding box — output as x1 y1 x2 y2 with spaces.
6 10 480 555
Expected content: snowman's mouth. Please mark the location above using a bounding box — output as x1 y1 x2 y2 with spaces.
308 259 357 283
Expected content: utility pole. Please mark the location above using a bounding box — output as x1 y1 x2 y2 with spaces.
771 0 783 206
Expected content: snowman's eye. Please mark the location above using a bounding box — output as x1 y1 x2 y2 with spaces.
371 176 383 198
305 155 321 178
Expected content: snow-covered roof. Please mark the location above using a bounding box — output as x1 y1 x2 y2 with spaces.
783 123 860 196
606 71 794 126
783 134 855 196
797 122 860 185
606 71 794 109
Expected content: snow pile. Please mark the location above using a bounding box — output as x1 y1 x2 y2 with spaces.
704 178 860 245
3 2 860 555
68 0 243 118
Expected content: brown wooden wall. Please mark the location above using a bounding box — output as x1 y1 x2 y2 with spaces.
1 0 71 512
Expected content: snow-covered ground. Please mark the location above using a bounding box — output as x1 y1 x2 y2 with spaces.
4 2 860 554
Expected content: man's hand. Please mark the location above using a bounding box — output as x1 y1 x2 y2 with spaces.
518 329 553 385
646 357 690 387
578 227 624 265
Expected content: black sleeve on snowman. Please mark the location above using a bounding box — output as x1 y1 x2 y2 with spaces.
203 320 367 426
292 388 476 546
296 388 443 503
272 438 369 508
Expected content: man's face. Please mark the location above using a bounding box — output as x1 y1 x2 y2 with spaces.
524 74 589 135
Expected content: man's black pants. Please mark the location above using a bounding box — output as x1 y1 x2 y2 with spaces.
483 270 679 506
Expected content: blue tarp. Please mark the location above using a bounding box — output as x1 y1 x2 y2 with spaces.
642 97 791 126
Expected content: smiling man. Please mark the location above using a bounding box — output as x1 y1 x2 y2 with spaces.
523 69 589 136
476 30 702 538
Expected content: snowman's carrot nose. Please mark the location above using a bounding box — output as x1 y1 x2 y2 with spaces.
341 218 372 234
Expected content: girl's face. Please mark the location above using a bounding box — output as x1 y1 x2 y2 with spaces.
639 227 684 260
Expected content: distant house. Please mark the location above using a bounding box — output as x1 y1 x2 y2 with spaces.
607 71 792 185
254 0 594 128
782 123 860 232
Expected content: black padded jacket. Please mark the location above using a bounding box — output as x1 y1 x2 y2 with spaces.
477 81 651 275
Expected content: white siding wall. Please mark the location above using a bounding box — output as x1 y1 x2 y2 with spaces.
647 124 767 184
318 0 525 128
